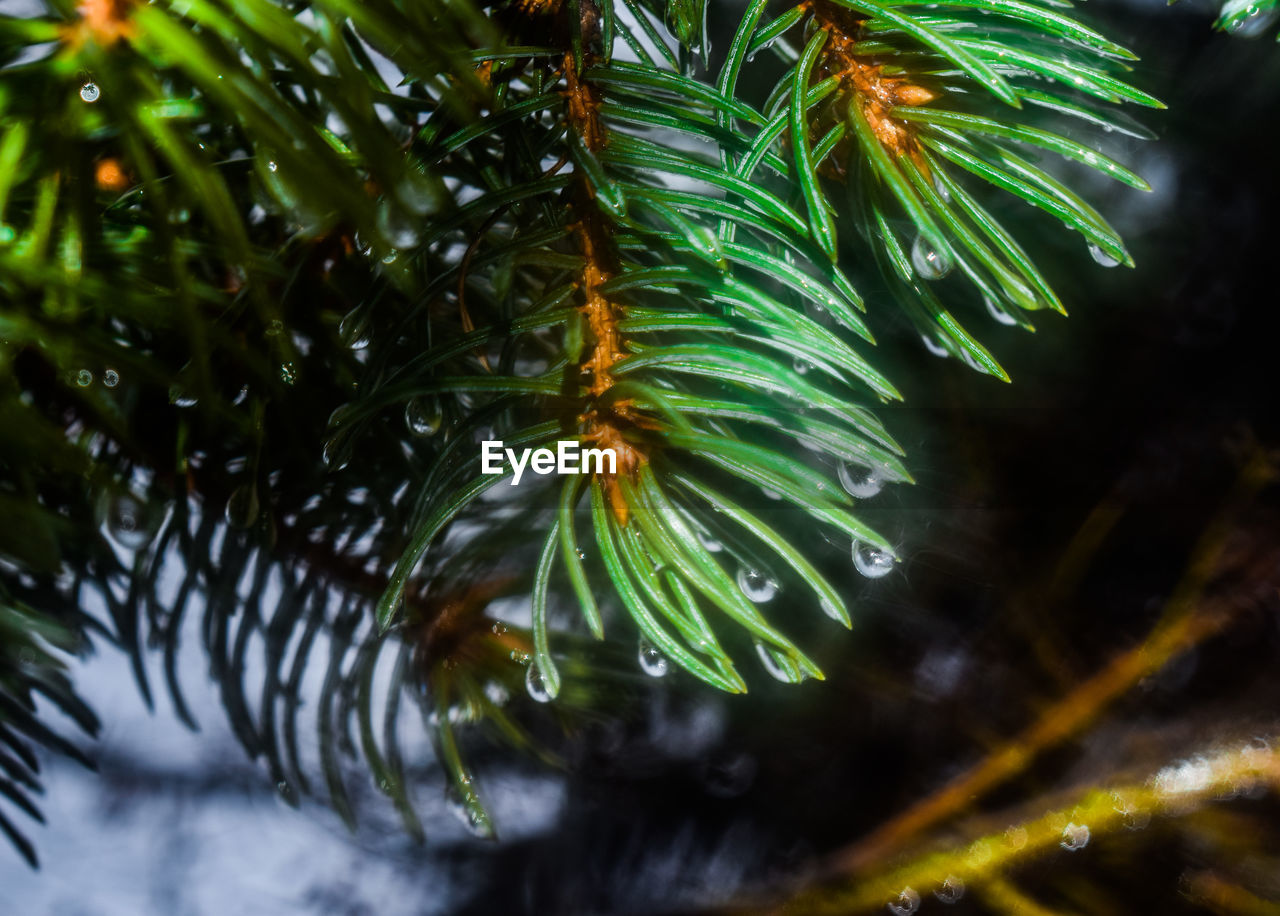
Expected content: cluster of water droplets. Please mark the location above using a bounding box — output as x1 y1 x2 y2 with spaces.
1220 0 1280 37
445 774 494 838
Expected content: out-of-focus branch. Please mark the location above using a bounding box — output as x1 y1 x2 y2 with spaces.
979 876 1078 916
789 741 1280 914
1187 870 1280 916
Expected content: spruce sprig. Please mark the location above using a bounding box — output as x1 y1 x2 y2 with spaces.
0 0 1166 853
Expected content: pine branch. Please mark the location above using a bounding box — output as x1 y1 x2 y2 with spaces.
0 0 1171 860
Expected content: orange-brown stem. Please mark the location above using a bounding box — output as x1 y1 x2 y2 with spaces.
563 53 646 521
66 0 136 46
803 2 940 170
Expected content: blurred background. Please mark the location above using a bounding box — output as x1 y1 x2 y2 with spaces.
3 0 1280 913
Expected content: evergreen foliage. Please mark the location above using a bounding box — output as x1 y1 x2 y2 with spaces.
0 0 1264 872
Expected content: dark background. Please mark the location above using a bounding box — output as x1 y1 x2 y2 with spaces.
5 0 1280 913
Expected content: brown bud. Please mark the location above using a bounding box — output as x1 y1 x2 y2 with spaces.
893 84 939 107
94 158 129 192
74 0 136 45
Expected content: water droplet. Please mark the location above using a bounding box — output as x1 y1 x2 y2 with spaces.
754 641 797 683
99 491 152 549
838 462 884 499
79 82 100 103
921 334 950 358
934 875 965 904
1060 821 1090 851
760 487 782 500
381 249 399 265
1154 756 1213 796
102 368 119 388
696 527 723 552
853 542 895 579
170 386 199 406
225 483 260 529
279 362 297 385
75 369 93 387
887 886 921 916
483 680 509 705
1088 243 1121 268
984 295 1019 327
461 805 492 837
574 548 586 560
911 235 951 279
446 786 494 838
1223 0 1280 36
933 175 952 203
819 597 844 622
322 432 352 471
267 159 278 172
339 307 372 349
377 199 420 249
397 171 441 216
737 568 778 603
525 663 552 703
638 641 669 677
793 358 812 375
405 396 443 437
